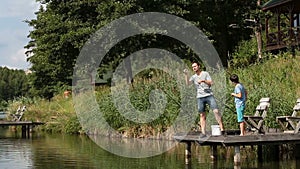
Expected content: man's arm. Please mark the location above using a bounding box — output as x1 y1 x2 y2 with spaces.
198 72 213 86
184 74 191 85
184 70 191 85
198 79 213 86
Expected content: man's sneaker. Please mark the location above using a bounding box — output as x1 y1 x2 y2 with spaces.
199 133 207 138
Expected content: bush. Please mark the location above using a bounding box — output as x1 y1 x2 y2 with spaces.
64 115 82 134
227 56 300 128
6 54 299 135
229 37 258 68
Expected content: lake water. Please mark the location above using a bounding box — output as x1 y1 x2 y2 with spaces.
0 127 299 169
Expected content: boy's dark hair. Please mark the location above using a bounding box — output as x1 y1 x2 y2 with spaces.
230 74 239 83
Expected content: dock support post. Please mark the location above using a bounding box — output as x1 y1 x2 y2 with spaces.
185 142 191 165
234 146 241 166
296 144 300 169
21 125 26 138
26 125 30 138
185 142 191 157
269 145 279 162
257 145 263 163
210 145 217 160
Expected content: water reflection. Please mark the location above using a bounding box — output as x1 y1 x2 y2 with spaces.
0 128 299 169
0 139 33 169
90 134 178 158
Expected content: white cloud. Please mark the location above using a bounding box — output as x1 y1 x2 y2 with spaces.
0 27 29 69
0 0 39 18
0 0 39 70
0 48 30 70
12 49 30 67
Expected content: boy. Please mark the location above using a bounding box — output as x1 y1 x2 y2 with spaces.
230 74 247 136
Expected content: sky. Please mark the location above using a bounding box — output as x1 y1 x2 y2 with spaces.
0 0 40 70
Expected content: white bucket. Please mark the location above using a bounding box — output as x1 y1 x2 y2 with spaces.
211 125 221 136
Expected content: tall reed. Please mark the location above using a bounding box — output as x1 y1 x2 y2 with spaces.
226 56 300 129
10 55 300 136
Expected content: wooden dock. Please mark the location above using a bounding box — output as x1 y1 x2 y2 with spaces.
0 121 44 138
173 131 300 165
174 131 300 146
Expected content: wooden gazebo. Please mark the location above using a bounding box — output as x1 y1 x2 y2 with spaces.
262 0 300 51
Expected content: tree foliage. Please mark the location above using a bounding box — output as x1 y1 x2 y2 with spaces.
25 0 259 99
0 67 30 103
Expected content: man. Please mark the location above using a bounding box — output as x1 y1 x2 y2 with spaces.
184 62 225 136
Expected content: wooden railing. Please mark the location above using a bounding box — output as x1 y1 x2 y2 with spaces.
266 28 300 50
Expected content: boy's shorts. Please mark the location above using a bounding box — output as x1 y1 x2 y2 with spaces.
236 105 245 123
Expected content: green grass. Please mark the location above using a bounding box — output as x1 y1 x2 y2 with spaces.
7 55 300 136
225 55 300 129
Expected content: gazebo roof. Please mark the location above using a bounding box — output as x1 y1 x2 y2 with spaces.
261 0 292 11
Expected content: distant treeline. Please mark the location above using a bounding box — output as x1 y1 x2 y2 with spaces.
0 67 30 108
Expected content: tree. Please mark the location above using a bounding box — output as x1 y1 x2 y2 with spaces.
25 0 256 98
256 0 263 60
0 67 30 102
26 1 100 99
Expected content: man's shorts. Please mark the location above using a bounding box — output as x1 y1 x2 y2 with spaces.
236 104 245 123
197 95 218 113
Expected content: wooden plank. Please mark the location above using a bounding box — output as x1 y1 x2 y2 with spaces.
0 121 44 126
256 104 269 110
260 98 270 102
276 116 290 119
296 121 300 133
286 117 300 120
173 132 300 146
277 118 288 131
244 116 263 120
